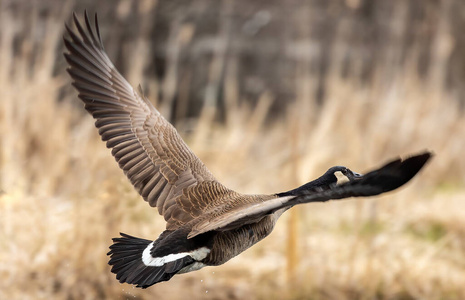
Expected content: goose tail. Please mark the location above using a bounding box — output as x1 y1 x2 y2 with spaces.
107 232 211 288
107 233 188 288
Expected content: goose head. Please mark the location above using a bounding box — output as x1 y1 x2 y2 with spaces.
324 166 362 185
277 166 362 197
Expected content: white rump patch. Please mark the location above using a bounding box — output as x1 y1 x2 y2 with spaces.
142 242 211 267
334 171 349 185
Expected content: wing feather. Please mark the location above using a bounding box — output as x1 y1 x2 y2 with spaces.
64 12 227 229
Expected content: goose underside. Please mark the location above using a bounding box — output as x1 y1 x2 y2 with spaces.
205 214 278 266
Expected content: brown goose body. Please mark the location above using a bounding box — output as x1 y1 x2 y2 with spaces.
64 12 432 288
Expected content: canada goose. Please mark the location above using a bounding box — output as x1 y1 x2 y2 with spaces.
64 12 432 288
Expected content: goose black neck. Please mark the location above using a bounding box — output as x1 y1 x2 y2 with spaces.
276 173 336 197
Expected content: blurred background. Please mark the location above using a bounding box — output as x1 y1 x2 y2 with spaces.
1 0 465 299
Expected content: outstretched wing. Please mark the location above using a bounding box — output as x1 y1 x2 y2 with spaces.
64 12 229 229
188 152 432 238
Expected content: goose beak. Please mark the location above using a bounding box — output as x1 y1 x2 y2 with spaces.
348 171 363 181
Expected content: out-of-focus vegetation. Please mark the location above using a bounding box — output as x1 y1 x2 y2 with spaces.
1 0 464 299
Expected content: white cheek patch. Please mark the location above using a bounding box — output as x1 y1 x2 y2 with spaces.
334 171 349 185
142 242 211 267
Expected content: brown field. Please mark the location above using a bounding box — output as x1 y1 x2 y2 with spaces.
1 1 465 299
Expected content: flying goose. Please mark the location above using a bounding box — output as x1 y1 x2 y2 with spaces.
64 12 432 288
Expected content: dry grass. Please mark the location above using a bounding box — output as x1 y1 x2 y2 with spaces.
1 3 465 300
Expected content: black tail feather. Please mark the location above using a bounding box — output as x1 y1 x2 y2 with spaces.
107 233 193 288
